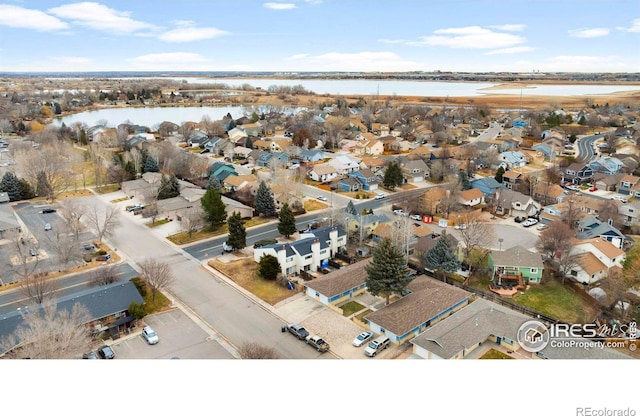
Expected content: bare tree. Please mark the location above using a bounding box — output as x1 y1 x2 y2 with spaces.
19 272 57 305
180 207 204 238
0 302 93 359
556 248 581 285
238 342 278 359
90 264 121 287
138 258 174 301
14 141 75 200
46 226 81 271
560 192 582 229
390 215 413 265
536 220 573 259
6 231 46 298
85 205 120 243
58 199 87 241
126 147 143 178
458 211 496 271
600 268 634 319
598 199 621 225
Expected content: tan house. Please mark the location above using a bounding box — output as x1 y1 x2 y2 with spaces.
417 187 448 215
223 174 257 193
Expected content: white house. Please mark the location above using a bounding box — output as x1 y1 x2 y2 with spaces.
307 163 338 183
458 188 485 207
253 226 347 277
329 155 360 175
569 238 625 284
499 151 526 169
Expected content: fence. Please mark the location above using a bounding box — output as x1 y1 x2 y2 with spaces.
424 269 566 326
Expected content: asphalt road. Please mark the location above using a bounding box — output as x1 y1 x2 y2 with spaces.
576 134 602 162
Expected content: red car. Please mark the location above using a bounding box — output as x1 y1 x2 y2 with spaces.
589 187 598 192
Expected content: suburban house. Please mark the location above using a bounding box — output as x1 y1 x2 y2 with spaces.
619 200 640 228
307 163 339 183
299 149 325 163
569 238 625 285
499 151 526 169
0 281 144 354
533 182 566 205
304 259 370 306
492 188 540 218
489 245 544 284
417 187 448 216
253 226 347 277
576 216 629 249
561 162 594 185
329 155 360 175
256 151 288 169
121 172 163 200
187 130 209 147
400 159 430 183
501 170 522 191
410 298 531 359
227 127 248 143
589 156 623 176
617 174 640 196
207 162 237 182
471 177 503 196
343 213 389 238
339 169 379 191
360 156 386 174
458 188 485 207
365 276 470 345
223 174 257 194
412 233 460 265
0 192 20 239
594 173 623 192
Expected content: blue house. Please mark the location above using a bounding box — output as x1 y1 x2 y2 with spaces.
576 216 631 249
589 157 623 176
299 149 325 163
208 161 237 182
256 151 289 169
471 177 502 196
345 168 380 191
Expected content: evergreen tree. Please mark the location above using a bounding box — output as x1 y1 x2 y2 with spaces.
257 254 280 281
345 200 357 216
424 233 461 275
124 160 136 180
143 156 159 173
365 237 409 305
200 187 227 228
207 175 222 193
383 161 404 190
495 166 505 183
277 203 297 238
227 212 246 250
157 174 180 200
458 170 471 190
36 171 53 200
79 129 87 145
245 137 253 149
18 178 35 200
0 172 22 201
255 181 276 217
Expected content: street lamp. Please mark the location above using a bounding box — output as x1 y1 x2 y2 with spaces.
498 238 504 251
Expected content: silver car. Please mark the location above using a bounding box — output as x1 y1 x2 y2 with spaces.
352 331 373 347
142 326 159 345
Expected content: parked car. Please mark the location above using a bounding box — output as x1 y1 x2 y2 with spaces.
611 196 628 203
97 345 115 359
410 214 422 221
514 216 525 223
306 334 330 353
126 204 144 212
29 247 37 257
82 243 96 251
316 195 327 201
522 218 538 227
142 326 159 345
253 238 278 249
375 193 385 200
393 209 405 216
41 207 56 214
82 351 98 359
364 335 390 357
44 222 51 231
536 224 548 231
352 331 373 347
222 241 234 253
286 323 309 340
455 223 468 230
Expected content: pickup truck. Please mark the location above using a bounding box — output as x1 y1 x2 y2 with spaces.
306 334 330 353
286 323 309 340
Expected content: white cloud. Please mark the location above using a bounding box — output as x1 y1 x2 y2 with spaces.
400 26 526 49
569 28 610 38
617 18 640 32
48 2 157 34
0 5 69 31
158 23 228 42
485 46 534 55
490 24 526 32
263 3 297 10
288 51 423 72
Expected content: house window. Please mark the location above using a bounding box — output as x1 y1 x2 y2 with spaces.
380 328 386 333
305 254 312 260
530 268 538 274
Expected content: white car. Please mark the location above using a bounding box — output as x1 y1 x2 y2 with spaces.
536 223 548 231
455 223 468 230
410 214 422 221
611 196 628 203
142 326 159 345
393 209 406 216
374 193 385 200
316 196 327 201
352 331 373 347
522 218 538 227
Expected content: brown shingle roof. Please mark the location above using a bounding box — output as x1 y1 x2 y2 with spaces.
304 259 371 298
577 252 606 276
365 276 469 336
459 188 484 201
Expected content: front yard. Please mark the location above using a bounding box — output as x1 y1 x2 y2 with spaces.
208 257 296 305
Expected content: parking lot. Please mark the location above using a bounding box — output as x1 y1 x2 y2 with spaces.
107 309 235 359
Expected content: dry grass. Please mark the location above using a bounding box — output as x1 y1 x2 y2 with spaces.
208 257 295 305
304 199 328 211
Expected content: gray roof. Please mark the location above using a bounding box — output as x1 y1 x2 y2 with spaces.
0 202 19 232
410 299 530 359
366 276 470 337
305 259 371 298
260 225 346 257
491 245 543 268
0 281 143 353
537 341 632 359
577 216 628 241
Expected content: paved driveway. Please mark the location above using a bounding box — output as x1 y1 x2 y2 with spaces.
107 309 235 359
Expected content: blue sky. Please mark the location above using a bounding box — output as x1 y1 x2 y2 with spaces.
0 0 639 73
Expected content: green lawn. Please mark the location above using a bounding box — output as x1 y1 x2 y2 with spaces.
353 309 371 324
479 349 514 359
340 301 366 316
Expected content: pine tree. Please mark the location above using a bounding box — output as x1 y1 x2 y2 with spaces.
258 254 280 280
0 172 22 201
383 161 403 190
495 166 505 183
143 156 159 173
227 212 246 250
36 171 53 200
157 174 180 200
207 175 222 193
277 203 297 238
424 234 461 275
365 237 409 305
255 181 276 217
458 170 471 190
200 187 227 228
245 137 253 149
18 178 35 200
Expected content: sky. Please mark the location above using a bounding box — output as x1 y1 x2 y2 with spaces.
0 0 639 73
